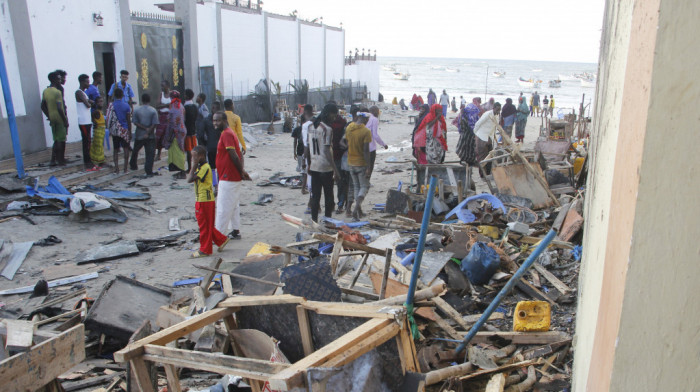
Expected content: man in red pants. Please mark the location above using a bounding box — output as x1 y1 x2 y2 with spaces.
187 146 229 257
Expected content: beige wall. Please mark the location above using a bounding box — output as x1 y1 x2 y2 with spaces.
574 0 700 390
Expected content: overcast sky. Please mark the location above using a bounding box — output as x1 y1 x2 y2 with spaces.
262 0 605 63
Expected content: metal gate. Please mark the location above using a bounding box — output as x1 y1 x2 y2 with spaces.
130 12 185 101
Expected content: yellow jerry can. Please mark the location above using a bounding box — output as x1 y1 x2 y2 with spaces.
477 225 500 239
513 301 551 332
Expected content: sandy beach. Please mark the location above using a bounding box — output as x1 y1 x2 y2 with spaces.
0 103 545 299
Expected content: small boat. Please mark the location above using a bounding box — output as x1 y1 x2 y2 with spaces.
518 77 541 88
431 65 443 70
445 67 460 73
393 72 410 80
382 65 395 72
559 74 576 81
549 80 562 88
492 71 506 78
575 72 596 80
581 79 595 88
532 68 542 72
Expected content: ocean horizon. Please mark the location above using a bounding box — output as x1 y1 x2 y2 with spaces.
378 56 598 116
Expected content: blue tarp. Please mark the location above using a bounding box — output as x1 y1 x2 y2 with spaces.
443 193 507 223
26 176 72 204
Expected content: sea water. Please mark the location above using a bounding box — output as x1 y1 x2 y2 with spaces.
379 57 598 116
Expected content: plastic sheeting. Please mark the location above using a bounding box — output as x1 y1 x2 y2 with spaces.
443 193 507 223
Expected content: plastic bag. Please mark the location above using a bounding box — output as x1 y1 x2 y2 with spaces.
460 242 500 285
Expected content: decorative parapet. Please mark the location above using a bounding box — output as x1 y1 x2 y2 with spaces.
345 49 377 65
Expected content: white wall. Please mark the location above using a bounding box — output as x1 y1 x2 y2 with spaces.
196 2 217 68
325 29 344 85
220 9 265 96
345 60 380 101
27 0 122 145
129 0 169 15
267 17 298 89
300 23 324 89
0 0 26 117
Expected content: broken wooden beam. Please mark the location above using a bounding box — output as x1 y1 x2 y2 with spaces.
193 265 284 287
312 233 387 256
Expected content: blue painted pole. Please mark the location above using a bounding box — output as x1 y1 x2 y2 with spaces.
455 229 558 353
0 37 25 179
405 175 438 308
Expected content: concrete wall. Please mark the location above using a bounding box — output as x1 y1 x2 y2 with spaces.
220 8 265 96
573 0 700 390
26 0 124 146
300 23 325 89
325 28 344 84
196 2 218 68
345 60 380 101
267 15 298 88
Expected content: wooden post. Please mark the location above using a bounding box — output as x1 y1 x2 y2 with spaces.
438 178 444 201
379 249 393 300
349 253 370 289
200 257 223 297
330 234 344 275
129 357 156 392
164 364 182 392
296 305 314 356
457 180 463 203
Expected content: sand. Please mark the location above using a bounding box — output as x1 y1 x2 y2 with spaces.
0 105 545 300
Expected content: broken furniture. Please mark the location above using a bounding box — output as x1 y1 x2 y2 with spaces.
114 294 418 392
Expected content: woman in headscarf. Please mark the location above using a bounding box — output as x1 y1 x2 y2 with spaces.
410 94 419 110
515 96 529 143
500 98 517 139
413 104 447 164
163 90 187 178
411 104 430 160
427 89 437 106
464 97 483 131
481 97 495 112
456 103 478 166
155 80 171 161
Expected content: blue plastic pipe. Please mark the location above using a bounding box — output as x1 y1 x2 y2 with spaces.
455 229 558 353
0 37 25 178
405 175 438 308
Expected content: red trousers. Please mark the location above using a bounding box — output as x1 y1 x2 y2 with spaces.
196 201 227 254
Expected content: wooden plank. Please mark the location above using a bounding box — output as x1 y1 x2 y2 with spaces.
396 318 419 373
425 362 475 385
459 359 540 381
0 272 98 296
322 322 400 368
466 331 570 345
34 309 82 327
302 301 401 319
268 318 392 390
222 275 234 295
194 265 284 287
4 319 35 351
516 279 557 306
216 294 304 308
369 271 437 320
200 258 223 297
164 364 182 392
142 345 288 381
114 307 237 362
532 264 572 294
129 357 156 392
62 372 125 392
339 287 379 300
285 239 321 248
379 249 393 299
329 234 344 275
492 164 552 210
0 325 85 392
349 253 370 289
296 306 314 356
433 297 472 332
485 373 506 392
312 233 386 256
433 315 462 340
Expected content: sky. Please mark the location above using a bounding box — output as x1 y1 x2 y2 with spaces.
261 0 606 63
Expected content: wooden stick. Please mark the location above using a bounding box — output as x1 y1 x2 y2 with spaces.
379 249 393 300
349 253 370 289
425 362 475 385
312 233 387 256
200 258 223 297
193 265 283 287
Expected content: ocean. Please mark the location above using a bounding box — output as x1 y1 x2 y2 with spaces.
378 57 598 117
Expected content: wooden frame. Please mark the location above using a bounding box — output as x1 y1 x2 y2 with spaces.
114 294 417 391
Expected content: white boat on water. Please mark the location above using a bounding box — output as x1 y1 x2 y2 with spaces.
549 80 562 88
393 71 410 80
559 74 577 81
492 71 506 78
445 67 460 73
518 77 541 88
382 65 396 72
532 68 542 72
581 79 595 88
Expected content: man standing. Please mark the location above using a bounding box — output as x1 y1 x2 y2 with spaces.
75 74 94 169
129 93 159 176
473 102 502 176
109 88 132 174
108 70 135 108
184 89 198 171
531 91 540 117
329 104 348 213
439 90 450 117
542 95 549 117
214 111 251 240
367 106 387 180
41 72 68 166
306 104 341 222
224 99 246 155
195 93 210 148
345 110 373 221
549 95 555 118
86 71 102 104
300 104 314 197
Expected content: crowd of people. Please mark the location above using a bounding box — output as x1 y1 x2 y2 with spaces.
40 69 251 258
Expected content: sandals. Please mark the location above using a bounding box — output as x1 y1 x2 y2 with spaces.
190 250 210 258
35 235 62 247
217 238 230 252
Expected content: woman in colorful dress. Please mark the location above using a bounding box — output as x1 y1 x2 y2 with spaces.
164 90 187 179
89 96 106 167
155 80 171 161
413 104 447 164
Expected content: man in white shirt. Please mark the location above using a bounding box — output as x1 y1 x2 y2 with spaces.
301 104 314 199
460 96 466 109
473 102 501 176
439 90 450 117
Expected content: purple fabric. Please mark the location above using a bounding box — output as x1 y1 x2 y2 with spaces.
464 103 481 129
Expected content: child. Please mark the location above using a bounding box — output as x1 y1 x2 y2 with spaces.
187 145 229 257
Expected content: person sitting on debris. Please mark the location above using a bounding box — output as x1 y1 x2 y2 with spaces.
345 109 373 221
306 103 342 222
214 111 251 240
188 145 229 258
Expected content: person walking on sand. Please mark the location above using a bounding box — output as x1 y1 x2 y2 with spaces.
202 101 222 172
188 145 230 258
76 74 95 170
549 95 555 118
346 110 373 221
105 88 132 174
155 80 171 161
41 71 69 167
439 90 450 117
306 104 342 222
214 111 251 240
542 95 549 117
184 89 199 171
515 96 529 143
532 91 540 117
129 93 159 176
500 98 517 139
427 89 437 106
367 106 388 180
90 96 106 167
224 99 246 155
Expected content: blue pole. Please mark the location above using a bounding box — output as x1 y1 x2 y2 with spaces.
0 37 25 179
405 175 438 308
455 229 558 353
